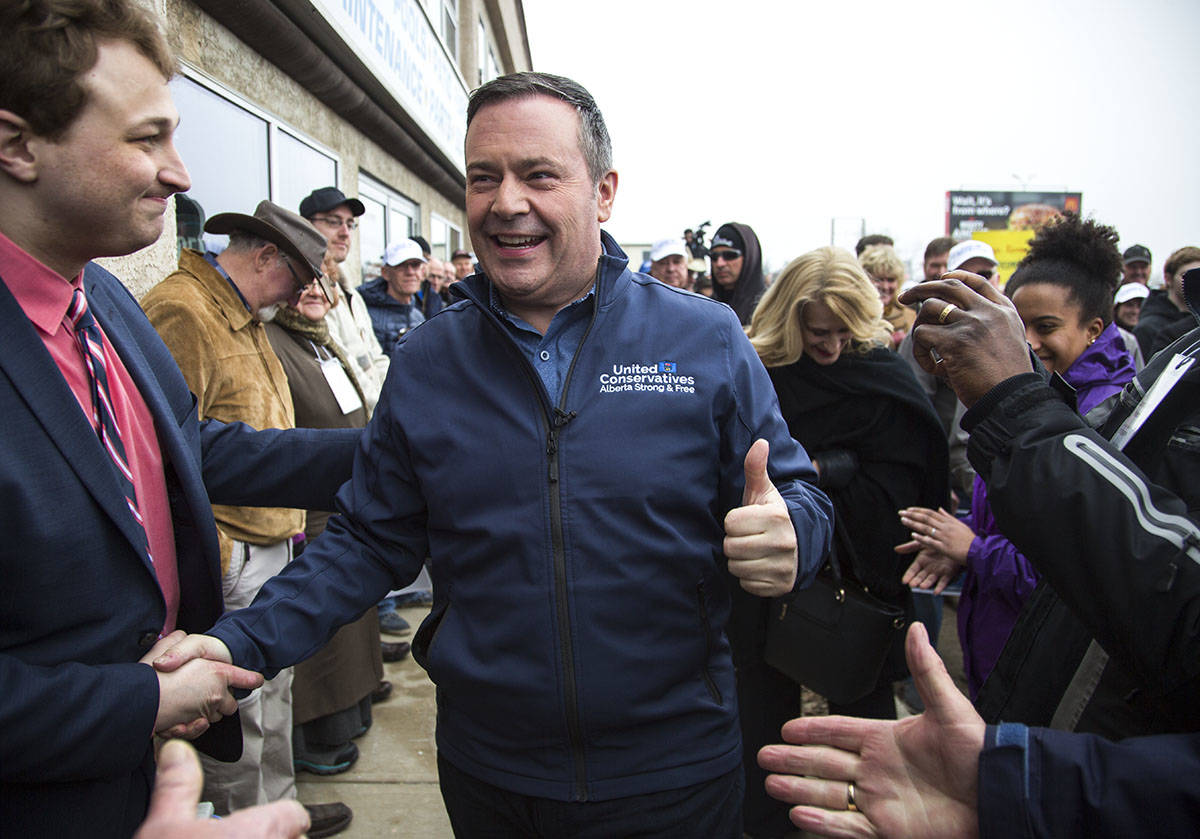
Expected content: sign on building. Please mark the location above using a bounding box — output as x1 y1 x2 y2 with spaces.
310 0 469 174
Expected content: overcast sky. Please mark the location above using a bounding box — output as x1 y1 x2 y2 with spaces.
520 0 1200 276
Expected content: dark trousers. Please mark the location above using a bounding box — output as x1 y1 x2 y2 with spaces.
735 661 804 838
437 754 744 838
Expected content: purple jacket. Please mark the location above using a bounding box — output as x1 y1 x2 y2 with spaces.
959 323 1135 698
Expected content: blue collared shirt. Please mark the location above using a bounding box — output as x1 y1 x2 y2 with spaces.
488 282 595 405
203 251 252 313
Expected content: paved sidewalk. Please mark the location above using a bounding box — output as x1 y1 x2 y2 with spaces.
297 604 452 837
296 600 969 837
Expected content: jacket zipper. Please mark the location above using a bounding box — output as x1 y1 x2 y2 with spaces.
542 304 596 802
466 280 600 802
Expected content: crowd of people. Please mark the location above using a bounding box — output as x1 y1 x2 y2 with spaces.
3 1 1200 838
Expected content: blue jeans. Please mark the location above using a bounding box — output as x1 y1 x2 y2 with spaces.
437 754 743 838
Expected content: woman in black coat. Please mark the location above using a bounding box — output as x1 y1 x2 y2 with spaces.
733 246 948 837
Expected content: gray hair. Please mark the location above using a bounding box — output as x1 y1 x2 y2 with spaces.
225 231 273 253
467 71 612 184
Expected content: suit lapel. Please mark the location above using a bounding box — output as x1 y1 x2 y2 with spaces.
0 270 154 572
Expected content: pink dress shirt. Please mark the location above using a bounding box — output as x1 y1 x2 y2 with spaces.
0 231 180 633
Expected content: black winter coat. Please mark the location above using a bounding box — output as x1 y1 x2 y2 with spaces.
1134 289 1193 359
972 327 1200 738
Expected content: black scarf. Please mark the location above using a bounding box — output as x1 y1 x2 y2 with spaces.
768 348 950 599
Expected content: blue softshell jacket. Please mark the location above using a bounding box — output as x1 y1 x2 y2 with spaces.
212 233 832 802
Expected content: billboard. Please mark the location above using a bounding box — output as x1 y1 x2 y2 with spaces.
971 229 1035 288
946 191 1081 240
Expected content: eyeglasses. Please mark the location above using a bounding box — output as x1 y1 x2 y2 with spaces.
311 215 358 230
976 269 995 280
281 258 313 297
710 249 742 263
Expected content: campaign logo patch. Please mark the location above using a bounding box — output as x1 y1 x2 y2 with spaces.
598 361 695 395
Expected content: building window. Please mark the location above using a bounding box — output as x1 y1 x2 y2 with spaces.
477 18 500 86
275 129 338 216
169 70 338 243
440 0 458 60
486 45 500 85
359 174 420 281
429 214 462 261
169 75 269 222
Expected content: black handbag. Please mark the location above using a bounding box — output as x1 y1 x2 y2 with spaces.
763 516 908 705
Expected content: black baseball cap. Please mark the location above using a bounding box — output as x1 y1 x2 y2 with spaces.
1123 244 1152 265
298 186 365 220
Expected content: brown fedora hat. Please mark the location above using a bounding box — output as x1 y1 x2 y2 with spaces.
205 200 334 301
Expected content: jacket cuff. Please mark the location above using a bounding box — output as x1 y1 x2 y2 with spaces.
961 349 1056 434
965 535 984 568
963 375 1066 483
209 622 265 698
978 723 1032 839
961 373 1045 434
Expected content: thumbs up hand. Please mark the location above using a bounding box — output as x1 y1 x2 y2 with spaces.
724 439 798 597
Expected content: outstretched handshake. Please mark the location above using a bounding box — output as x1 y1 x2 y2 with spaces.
145 630 249 739
144 634 308 837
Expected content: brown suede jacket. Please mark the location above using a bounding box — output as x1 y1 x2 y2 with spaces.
142 249 303 570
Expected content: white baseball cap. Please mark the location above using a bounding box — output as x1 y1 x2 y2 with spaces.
383 240 427 266
650 238 688 263
1114 282 1150 305
947 240 998 272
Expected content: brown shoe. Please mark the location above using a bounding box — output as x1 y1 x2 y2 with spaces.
303 802 352 838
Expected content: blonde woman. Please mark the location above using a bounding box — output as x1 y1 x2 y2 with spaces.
748 247 948 713
729 247 947 837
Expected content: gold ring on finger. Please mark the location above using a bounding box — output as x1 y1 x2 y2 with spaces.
847 781 859 812
938 302 958 324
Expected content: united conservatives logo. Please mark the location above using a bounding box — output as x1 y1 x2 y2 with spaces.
598 361 695 395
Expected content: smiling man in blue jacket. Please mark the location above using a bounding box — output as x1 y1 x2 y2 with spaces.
159 71 832 837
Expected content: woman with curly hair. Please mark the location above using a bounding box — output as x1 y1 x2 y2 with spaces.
859 245 913 349
901 214 1136 699
733 247 948 838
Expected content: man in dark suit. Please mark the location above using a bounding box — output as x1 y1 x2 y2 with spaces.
0 2 358 836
